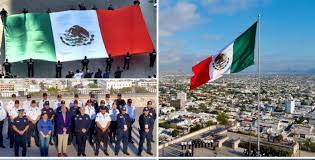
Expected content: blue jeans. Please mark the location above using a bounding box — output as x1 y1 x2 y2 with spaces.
39 134 50 157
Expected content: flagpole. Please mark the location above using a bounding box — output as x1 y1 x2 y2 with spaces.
257 14 261 157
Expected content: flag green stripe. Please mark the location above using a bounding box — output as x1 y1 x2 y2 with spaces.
231 22 257 73
5 13 56 62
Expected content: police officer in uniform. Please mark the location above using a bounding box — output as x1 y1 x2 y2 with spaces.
114 106 131 155
53 95 63 112
109 103 119 143
56 61 63 78
85 100 96 144
12 109 29 157
22 95 32 111
0 99 7 148
69 94 83 108
147 101 156 142
123 52 131 70
114 67 123 78
2 59 11 74
41 101 55 145
149 49 156 68
106 54 113 72
137 107 154 156
95 106 111 156
38 93 50 110
104 94 112 111
74 107 91 156
25 100 41 147
0 8 8 25
125 99 136 143
68 100 80 145
81 56 89 72
8 100 21 148
26 58 34 78
90 94 99 113
115 93 126 111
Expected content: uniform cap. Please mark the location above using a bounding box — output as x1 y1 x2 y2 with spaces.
90 93 95 98
143 107 150 112
100 105 107 110
18 109 24 112
121 106 126 111
105 94 110 98
127 99 132 103
31 100 36 104
57 94 62 98
43 93 48 97
26 95 31 98
44 101 49 106
117 93 122 96
61 100 65 104
15 100 19 104
74 94 79 97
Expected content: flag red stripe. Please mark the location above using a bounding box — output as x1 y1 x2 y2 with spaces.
97 5 155 57
190 56 212 90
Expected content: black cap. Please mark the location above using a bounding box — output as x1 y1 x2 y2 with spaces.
117 93 122 96
105 94 110 98
31 100 36 104
90 94 95 98
127 99 132 103
57 94 62 98
44 101 49 106
74 94 79 98
61 100 65 104
26 95 31 98
18 109 24 112
143 107 150 112
15 100 19 104
100 105 107 110
43 93 48 97
121 106 126 111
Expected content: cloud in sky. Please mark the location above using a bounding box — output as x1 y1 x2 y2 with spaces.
160 2 200 37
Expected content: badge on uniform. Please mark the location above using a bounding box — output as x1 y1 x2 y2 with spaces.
124 125 127 130
145 124 149 129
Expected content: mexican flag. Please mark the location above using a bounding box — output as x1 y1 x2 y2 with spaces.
190 22 257 90
4 5 155 62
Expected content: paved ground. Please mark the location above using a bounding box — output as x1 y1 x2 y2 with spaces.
0 0 157 78
0 96 157 157
159 127 243 157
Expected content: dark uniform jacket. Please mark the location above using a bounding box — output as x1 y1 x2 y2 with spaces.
74 114 91 134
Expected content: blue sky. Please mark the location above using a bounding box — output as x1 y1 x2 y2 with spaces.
159 0 315 74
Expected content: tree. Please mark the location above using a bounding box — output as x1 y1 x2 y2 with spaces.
217 112 228 125
172 129 180 137
88 83 98 88
159 122 171 129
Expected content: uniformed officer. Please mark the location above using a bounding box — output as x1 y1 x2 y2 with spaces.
147 101 156 142
41 101 55 145
53 94 62 112
22 95 32 111
94 68 102 78
74 106 91 156
123 52 131 70
26 58 34 78
108 4 114 10
69 94 83 108
137 107 154 156
38 93 50 110
106 54 113 72
104 94 112 111
114 106 131 156
85 100 96 144
68 100 80 145
12 109 29 157
115 93 126 111
25 100 41 147
149 49 156 68
8 100 21 148
125 99 136 143
134 0 140 5
83 70 93 78
90 94 99 113
78 3 87 10
109 103 119 143
56 61 63 78
2 59 11 74
99 100 108 113
6 94 16 140
114 67 123 78
22 8 28 14
0 99 7 148
81 56 89 72
95 106 111 156
0 8 8 25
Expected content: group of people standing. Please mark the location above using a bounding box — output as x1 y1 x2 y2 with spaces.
0 93 156 157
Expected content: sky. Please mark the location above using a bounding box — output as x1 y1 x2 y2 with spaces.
159 0 315 74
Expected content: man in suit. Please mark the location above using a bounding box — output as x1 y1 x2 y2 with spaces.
56 106 71 157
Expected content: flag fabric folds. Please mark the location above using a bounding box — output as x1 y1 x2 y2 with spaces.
4 5 155 63
190 22 257 90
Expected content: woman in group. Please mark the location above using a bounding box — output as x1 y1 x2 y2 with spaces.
37 113 53 157
56 105 71 157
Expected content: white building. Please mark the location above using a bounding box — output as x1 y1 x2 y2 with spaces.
177 92 187 102
101 80 133 90
285 100 295 113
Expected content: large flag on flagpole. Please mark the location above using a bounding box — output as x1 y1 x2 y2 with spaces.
190 22 257 90
4 5 155 63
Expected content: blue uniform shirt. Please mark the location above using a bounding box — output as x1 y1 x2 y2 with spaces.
116 113 131 131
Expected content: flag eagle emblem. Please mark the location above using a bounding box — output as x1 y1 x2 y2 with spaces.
60 25 95 46
213 53 229 70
